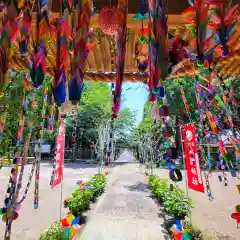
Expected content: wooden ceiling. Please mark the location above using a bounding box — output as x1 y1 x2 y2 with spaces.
5 0 240 82
50 0 240 14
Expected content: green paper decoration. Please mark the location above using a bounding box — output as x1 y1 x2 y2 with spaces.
137 35 147 44
199 68 209 75
132 13 147 20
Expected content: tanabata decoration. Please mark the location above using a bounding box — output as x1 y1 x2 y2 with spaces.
99 6 120 35
60 213 81 239
30 0 50 88
48 97 55 133
14 98 36 215
18 0 33 56
34 87 48 209
2 79 30 239
53 0 72 104
0 111 7 143
148 0 168 101
0 1 19 94
135 42 148 78
112 0 128 119
133 0 148 44
208 2 239 58
69 0 92 103
132 0 147 20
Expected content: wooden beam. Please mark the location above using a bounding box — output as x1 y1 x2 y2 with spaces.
0 13 185 28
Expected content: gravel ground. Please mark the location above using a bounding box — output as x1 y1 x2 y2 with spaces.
0 162 106 240
153 168 240 240
80 152 168 240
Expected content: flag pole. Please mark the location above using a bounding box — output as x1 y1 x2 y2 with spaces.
180 124 192 224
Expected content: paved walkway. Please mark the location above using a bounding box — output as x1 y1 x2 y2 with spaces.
80 158 166 239
0 163 107 240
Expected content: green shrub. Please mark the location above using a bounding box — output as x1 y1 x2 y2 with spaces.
148 175 194 219
66 174 106 216
39 222 65 240
163 187 193 219
148 175 159 190
152 178 168 200
86 174 107 199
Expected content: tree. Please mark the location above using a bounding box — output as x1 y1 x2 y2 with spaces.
65 82 112 150
114 108 136 151
0 73 56 157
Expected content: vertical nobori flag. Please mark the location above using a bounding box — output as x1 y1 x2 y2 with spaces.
182 124 205 193
52 120 66 188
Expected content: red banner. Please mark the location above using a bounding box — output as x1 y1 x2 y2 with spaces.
52 120 66 188
181 124 204 193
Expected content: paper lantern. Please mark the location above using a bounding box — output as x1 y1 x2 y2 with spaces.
99 6 120 35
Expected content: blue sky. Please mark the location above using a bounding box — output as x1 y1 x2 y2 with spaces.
121 82 149 125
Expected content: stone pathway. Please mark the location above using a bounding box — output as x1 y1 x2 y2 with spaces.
80 161 166 240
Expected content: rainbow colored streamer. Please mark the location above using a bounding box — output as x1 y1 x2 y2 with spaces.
18 0 33 55
148 0 168 101
53 0 72 104
112 0 128 118
69 0 92 103
31 0 50 88
0 1 19 93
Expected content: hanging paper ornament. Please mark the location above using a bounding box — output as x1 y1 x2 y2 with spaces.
99 6 120 35
137 28 148 44
148 0 168 101
132 0 147 20
112 0 128 118
159 86 165 99
0 1 19 94
18 0 33 56
69 0 92 103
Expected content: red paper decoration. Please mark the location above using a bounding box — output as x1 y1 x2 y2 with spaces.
99 6 120 35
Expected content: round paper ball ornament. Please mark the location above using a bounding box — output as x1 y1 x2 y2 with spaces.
99 6 120 35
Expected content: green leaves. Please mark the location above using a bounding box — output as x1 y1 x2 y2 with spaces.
148 175 194 219
163 188 194 218
39 221 65 240
66 174 107 217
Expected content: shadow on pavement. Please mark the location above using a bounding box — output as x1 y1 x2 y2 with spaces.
124 181 149 192
147 194 172 239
